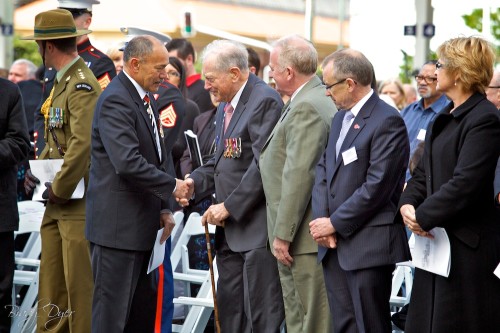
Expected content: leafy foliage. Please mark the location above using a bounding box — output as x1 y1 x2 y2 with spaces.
13 35 42 66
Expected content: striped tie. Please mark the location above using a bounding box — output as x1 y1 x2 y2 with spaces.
143 95 157 136
143 94 162 161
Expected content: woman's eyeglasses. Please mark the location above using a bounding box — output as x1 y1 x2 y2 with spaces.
166 71 180 78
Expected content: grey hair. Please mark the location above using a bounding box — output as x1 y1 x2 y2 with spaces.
12 58 37 79
201 39 249 73
272 34 317 75
322 49 373 87
123 35 155 62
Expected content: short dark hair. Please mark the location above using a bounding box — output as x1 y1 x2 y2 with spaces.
123 36 154 62
165 38 195 62
246 47 261 75
59 7 92 18
51 37 77 54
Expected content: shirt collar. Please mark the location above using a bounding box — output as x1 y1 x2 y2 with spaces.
350 89 374 117
123 70 148 100
56 56 81 83
290 80 309 102
227 79 248 110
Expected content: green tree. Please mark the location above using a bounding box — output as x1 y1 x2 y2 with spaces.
462 8 500 42
13 35 42 66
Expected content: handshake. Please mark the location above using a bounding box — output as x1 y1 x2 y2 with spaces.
174 178 194 207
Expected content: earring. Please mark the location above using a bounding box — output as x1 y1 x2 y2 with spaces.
454 81 457 86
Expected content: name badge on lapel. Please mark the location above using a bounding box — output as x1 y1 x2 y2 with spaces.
342 147 358 165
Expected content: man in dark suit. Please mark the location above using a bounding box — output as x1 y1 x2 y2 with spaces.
85 35 192 332
310 49 411 333
185 40 285 332
0 78 30 332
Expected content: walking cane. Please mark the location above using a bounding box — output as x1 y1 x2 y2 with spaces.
205 223 221 333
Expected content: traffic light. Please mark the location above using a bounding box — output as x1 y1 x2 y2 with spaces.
181 11 196 38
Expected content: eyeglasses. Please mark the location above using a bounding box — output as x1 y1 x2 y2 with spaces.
488 86 500 89
415 75 437 84
324 78 347 90
166 71 180 78
435 62 445 70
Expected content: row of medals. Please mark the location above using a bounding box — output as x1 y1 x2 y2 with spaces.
223 138 242 158
49 107 64 128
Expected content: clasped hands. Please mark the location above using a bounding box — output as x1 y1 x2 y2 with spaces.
400 204 433 239
309 217 337 248
174 178 194 207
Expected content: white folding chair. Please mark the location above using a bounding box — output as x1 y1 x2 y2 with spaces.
390 263 414 309
171 212 216 331
11 201 45 333
172 257 218 333
15 201 44 261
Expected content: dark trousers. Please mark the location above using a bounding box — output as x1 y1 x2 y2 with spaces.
90 243 157 333
323 249 394 333
0 231 14 333
216 235 284 333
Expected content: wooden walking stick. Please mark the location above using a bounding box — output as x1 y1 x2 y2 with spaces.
205 223 221 333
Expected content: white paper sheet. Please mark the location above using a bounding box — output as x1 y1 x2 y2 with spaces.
29 159 85 201
494 263 500 279
410 227 451 277
147 228 166 274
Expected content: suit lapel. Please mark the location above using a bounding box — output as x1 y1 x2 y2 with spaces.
214 104 226 165
329 93 378 182
262 76 321 150
214 74 256 166
262 102 290 150
120 74 162 164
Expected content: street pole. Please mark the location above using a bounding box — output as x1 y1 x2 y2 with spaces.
305 0 313 41
0 0 14 69
338 0 345 50
414 0 433 70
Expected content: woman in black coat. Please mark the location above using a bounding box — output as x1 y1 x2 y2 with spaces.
399 36 500 332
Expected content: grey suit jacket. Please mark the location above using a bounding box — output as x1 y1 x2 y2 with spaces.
313 92 411 270
260 75 336 255
189 73 283 252
86 72 176 251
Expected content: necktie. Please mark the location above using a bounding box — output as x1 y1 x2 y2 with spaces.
336 110 354 158
143 95 157 136
143 94 162 161
223 103 234 134
281 100 291 115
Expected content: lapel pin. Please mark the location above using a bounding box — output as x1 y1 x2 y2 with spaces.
354 124 360 130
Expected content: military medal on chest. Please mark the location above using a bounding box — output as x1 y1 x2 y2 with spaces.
223 137 242 158
49 107 64 128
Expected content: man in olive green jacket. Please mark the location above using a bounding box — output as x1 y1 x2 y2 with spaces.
259 34 337 333
23 9 101 332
